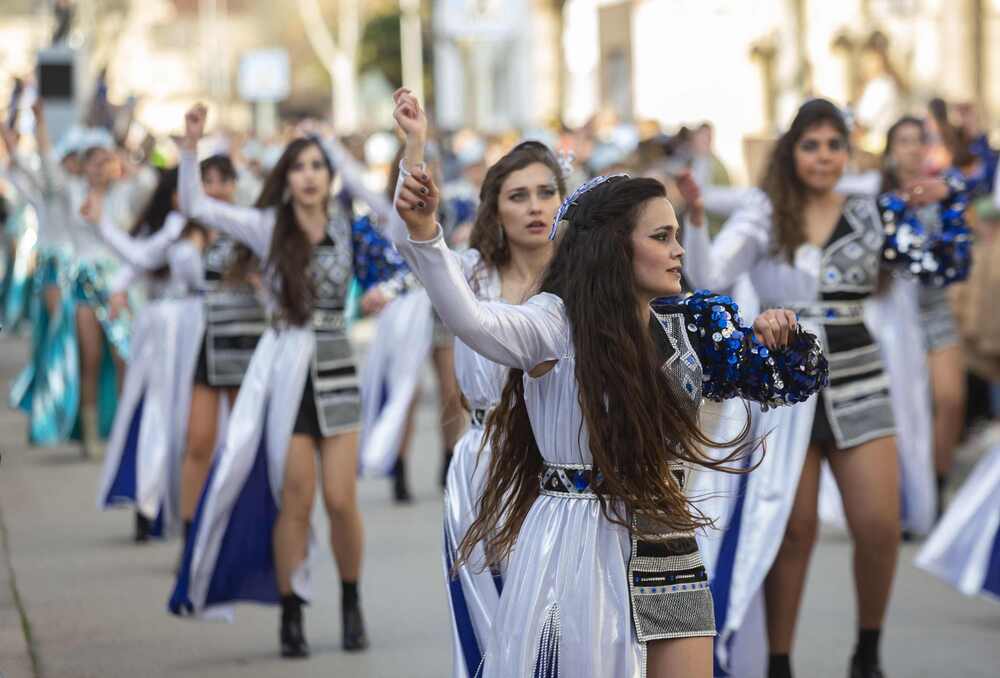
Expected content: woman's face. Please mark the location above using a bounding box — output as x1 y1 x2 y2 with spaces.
888 122 926 177
496 162 562 253
793 122 848 194
84 148 114 187
630 197 684 300
203 167 237 203
287 143 331 209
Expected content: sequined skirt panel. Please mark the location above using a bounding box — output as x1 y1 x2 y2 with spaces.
917 285 959 352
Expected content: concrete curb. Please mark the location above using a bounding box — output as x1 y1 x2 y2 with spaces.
0 498 39 678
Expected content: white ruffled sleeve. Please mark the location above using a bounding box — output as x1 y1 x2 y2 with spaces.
683 188 773 291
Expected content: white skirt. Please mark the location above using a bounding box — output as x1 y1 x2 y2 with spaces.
98 296 204 537
916 438 1000 601
359 290 433 476
444 423 499 678
169 326 321 620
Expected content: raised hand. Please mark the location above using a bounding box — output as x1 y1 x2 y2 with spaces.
901 177 948 207
394 166 439 241
392 88 428 143
752 308 798 349
675 170 705 227
181 103 207 151
80 189 105 225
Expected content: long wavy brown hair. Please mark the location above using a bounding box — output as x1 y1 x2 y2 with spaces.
255 137 334 325
761 98 849 261
459 177 755 569
468 141 566 277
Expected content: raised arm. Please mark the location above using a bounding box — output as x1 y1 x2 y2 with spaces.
390 88 566 371
31 100 70 197
84 197 187 271
178 105 273 259
680 187 772 292
323 135 394 224
657 291 828 409
878 172 972 287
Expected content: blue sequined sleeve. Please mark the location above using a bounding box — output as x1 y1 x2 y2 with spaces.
879 171 973 287
351 214 414 292
660 290 829 410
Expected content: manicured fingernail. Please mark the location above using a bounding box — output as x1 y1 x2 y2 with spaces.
421 173 428 180
420 186 428 195
417 200 426 209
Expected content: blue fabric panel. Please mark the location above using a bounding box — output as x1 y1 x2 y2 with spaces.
104 397 144 505
444 524 483 678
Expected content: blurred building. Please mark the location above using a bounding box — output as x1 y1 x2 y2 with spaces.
560 0 1000 182
432 0 562 132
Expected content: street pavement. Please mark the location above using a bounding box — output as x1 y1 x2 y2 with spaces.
1 330 998 678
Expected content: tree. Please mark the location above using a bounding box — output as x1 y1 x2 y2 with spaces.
295 0 362 132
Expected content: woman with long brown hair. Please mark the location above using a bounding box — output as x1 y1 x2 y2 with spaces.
177 154 267 559
431 139 566 678
168 105 385 658
682 99 970 678
389 89 827 678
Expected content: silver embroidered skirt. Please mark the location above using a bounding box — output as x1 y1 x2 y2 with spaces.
917 286 959 352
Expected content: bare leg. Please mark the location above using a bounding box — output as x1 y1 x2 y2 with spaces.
319 431 364 581
764 444 824 656
319 430 368 650
927 345 966 482
75 305 103 408
42 285 61 318
75 305 104 457
647 636 713 678
180 385 220 521
396 386 421 461
827 436 900 631
274 435 318 594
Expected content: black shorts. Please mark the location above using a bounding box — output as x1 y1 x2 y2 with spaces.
292 375 323 440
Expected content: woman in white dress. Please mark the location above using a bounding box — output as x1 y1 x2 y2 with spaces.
388 89 828 678
681 99 970 678
435 139 566 677
169 106 378 658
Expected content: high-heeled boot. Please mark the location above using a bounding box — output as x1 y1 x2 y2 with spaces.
279 594 309 659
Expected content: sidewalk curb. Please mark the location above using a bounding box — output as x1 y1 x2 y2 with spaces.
0 497 41 678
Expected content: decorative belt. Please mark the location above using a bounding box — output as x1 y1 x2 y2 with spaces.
788 301 865 324
270 308 346 332
470 408 492 428
539 463 602 499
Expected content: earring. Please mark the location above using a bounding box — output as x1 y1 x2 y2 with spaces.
282 187 291 204
497 224 506 247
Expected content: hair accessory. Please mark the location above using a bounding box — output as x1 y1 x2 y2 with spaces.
548 173 629 240
557 150 576 180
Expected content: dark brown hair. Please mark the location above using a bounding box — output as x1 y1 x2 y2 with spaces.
255 137 334 325
880 115 927 193
928 97 975 170
459 177 754 569
761 98 849 261
468 141 566 272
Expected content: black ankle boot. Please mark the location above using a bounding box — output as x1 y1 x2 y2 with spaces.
342 595 369 652
134 512 151 543
850 654 885 678
280 595 309 659
393 457 413 504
